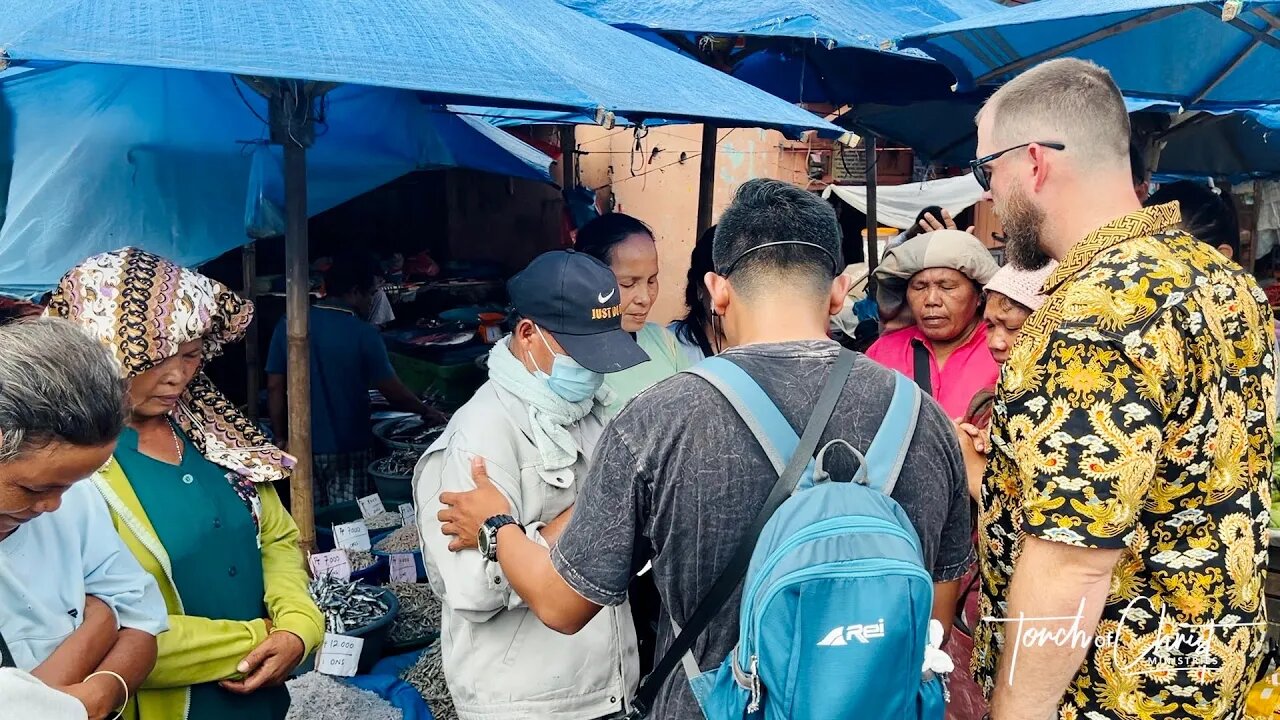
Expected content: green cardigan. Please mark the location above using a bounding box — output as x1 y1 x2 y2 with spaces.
602 323 693 417
92 459 323 720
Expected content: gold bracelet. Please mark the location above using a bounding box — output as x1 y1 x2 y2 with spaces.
84 670 129 720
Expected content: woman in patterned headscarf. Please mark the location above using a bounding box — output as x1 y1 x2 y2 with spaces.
47 248 322 720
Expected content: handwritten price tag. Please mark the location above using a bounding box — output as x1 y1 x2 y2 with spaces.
399 503 416 528
308 550 352 582
390 553 418 582
333 521 371 551
315 633 364 677
357 494 386 519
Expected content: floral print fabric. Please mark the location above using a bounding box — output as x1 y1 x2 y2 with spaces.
46 248 294 529
975 204 1277 719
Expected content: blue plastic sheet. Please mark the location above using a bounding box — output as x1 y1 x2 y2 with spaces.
0 63 553 296
900 0 1280 110
0 0 838 134
559 0 1006 105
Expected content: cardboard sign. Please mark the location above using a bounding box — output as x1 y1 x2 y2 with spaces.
315 633 364 677
357 494 387 519
333 521 371 551
308 550 352 582
399 503 417 528
390 553 418 582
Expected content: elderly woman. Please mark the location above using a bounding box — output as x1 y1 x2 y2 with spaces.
866 229 1001 419
0 318 168 720
575 213 691 415
47 249 323 720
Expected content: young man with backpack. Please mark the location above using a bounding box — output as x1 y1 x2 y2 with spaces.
438 179 974 719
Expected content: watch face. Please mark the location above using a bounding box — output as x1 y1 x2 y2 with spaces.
478 526 493 558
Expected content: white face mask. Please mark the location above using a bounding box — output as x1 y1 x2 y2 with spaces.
527 327 605 402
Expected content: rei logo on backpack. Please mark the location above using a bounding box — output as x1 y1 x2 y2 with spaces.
623 351 947 720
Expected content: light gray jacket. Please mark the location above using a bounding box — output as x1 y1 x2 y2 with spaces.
413 380 639 720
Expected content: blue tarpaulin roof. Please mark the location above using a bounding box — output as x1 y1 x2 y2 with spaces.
559 0 1006 105
0 0 837 134
899 0 1280 110
0 63 554 297
838 95 1179 165
558 0 1001 54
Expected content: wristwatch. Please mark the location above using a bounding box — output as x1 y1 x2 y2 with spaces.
478 514 522 561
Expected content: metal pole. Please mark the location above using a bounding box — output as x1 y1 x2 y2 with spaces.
242 242 260 422
865 136 880 272
284 140 315 550
696 125 717 238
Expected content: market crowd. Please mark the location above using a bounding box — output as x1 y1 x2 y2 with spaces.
0 57 1275 720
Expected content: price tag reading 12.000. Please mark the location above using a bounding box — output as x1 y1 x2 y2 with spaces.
316 633 364 677
399 503 416 528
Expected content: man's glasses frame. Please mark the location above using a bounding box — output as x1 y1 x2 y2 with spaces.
970 141 1066 192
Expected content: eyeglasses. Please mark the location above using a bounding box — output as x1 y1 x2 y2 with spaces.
970 141 1066 192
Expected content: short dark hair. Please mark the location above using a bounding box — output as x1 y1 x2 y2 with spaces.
325 253 380 297
574 213 653 265
1146 181 1240 257
0 318 126 462
714 179 842 297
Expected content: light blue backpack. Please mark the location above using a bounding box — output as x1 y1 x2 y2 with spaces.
624 351 946 720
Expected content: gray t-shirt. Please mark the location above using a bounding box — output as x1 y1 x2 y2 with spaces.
551 340 974 719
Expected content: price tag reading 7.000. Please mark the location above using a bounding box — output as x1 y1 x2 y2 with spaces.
316 633 364 677
333 521 371 552
308 550 352 582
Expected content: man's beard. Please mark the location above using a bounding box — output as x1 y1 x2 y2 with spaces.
997 182 1052 271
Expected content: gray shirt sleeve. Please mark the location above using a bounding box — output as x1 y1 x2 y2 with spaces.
551 424 650 607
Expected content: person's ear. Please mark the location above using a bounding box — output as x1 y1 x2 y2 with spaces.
705 272 731 317
515 319 537 343
1028 143 1053 193
829 274 853 317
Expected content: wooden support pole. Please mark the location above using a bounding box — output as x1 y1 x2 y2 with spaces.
559 125 576 191
284 140 315 551
696 125 717 238
242 242 260 422
865 136 880 273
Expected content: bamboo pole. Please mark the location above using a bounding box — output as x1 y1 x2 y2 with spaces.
559 125 576 191
284 139 315 551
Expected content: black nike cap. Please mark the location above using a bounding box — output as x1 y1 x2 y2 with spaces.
507 250 649 374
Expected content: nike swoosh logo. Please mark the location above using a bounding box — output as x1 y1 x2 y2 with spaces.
598 289 616 304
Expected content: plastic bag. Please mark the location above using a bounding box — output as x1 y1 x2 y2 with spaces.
244 144 286 240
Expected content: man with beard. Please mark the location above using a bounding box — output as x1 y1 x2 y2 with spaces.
971 58 1275 720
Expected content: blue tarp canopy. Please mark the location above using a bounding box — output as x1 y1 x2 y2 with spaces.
899 0 1280 110
0 0 837 135
837 95 1179 165
558 0 1006 105
0 63 554 297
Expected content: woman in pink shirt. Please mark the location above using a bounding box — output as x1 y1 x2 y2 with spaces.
866 229 1001 419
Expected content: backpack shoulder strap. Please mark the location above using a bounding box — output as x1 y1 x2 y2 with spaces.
911 339 933 396
865 372 923 496
685 356 796 475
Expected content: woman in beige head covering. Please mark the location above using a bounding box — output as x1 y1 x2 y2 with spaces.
47 248 322 720
866 229 1000 419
